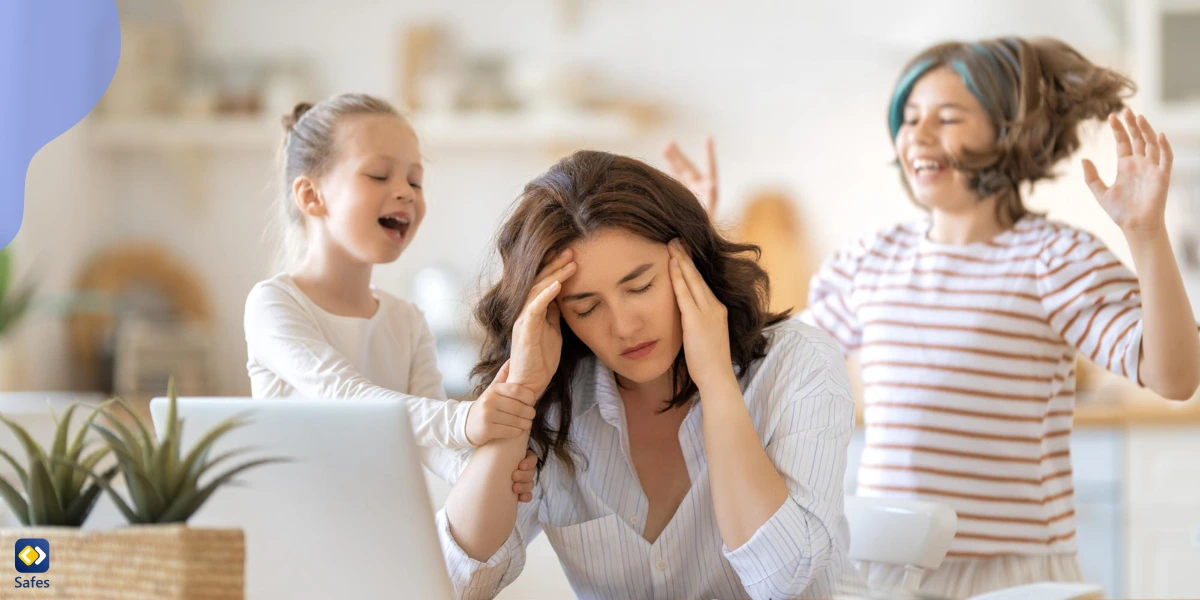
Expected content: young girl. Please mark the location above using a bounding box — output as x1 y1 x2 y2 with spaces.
244 93 539 493
666 38 1200 597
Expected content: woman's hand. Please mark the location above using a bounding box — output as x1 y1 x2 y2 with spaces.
1083 108 1173 239
667 239 736 392
506 249 577 398
663 137 719 217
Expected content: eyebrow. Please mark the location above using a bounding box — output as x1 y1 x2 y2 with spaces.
365 156 423 172
904 102 970 110
561 263 654 302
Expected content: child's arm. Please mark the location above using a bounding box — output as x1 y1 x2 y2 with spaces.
1082 109 1200 399
406 309 537 446
402 306 540 499
243 282 534 450
798 238 869 356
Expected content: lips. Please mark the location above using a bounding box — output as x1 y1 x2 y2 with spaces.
620 340 658 360
907 155 950 184
379 212 412 243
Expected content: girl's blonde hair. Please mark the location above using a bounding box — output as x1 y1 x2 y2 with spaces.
270 93 405 272
888 37 1134 225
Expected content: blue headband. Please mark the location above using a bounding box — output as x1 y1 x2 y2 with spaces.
888 44 1018 139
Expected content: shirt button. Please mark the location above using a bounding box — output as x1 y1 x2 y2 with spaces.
631 516 640 525
655 560 667 572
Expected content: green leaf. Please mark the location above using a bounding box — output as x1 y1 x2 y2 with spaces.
100 404 154 470
67 401 112 460
126 466 165 522
0 284 35 335
49 403 79 494
158 457 285 523
173 413 251 490
0 414 48 468
156 378 179 499
27 460 64 525
64 465 118 526
52 459 137 524
110 398 155 456
88 423 156 521
0 446 29 490
0 476 29 524
88 423 145 471
69 446 111 497
0 247 11 304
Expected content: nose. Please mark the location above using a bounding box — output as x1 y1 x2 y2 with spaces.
610 304 643 340
905 113 937 148
395 186 415 204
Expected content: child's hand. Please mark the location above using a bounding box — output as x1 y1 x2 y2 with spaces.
512 449 537 503
1083 108 1173 238
663 137 719 217
465 362 538 446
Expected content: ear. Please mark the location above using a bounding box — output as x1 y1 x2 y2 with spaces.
292 175 326 218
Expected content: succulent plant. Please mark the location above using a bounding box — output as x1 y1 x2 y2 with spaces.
76 380 285 524
0 247 35 338
0 401 117 526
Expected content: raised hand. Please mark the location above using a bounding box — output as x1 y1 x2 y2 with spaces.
1082 108 1173 237
663 137 719 217
666 239 735 391
507 249 577 398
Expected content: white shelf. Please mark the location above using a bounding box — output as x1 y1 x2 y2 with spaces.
87 111 642 152
88 116 279 150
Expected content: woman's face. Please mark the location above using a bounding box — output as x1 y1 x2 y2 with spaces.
556 228 684 386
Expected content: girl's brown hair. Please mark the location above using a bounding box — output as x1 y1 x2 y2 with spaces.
473 150 788 472
888 37 1135 225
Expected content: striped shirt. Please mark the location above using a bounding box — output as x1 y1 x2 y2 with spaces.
433 319 861 599
801 216 1145 558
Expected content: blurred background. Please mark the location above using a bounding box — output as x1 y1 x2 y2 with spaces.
2 0 1200 597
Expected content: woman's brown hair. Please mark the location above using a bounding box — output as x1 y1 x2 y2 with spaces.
888 37 1135 225
473 150 788 472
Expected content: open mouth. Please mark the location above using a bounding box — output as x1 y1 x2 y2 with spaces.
910 157 948 181
379 215 411 242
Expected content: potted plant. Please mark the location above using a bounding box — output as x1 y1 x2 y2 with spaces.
1 382 282 599
0 246 35 390
0 402 116 526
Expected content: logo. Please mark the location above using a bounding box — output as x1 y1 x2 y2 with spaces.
14 539 49 574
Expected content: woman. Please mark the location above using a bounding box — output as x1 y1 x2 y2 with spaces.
436 150 860 600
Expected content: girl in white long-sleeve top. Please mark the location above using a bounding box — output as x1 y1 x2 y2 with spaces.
244 93 540 490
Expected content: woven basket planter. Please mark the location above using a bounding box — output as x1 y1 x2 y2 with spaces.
2 525 244 599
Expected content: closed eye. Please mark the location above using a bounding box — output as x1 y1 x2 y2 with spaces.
410 181 423 190
630 282 653 294
576 304 599 318
367 174 388 182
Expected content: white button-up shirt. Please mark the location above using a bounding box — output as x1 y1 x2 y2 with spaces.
436 318 861 599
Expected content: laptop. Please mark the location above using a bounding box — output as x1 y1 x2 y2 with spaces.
149 397 455 600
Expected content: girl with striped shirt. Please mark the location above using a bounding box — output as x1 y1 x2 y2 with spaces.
665 37 1200 598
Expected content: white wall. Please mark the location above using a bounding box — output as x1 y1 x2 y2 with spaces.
10 0 1155 395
